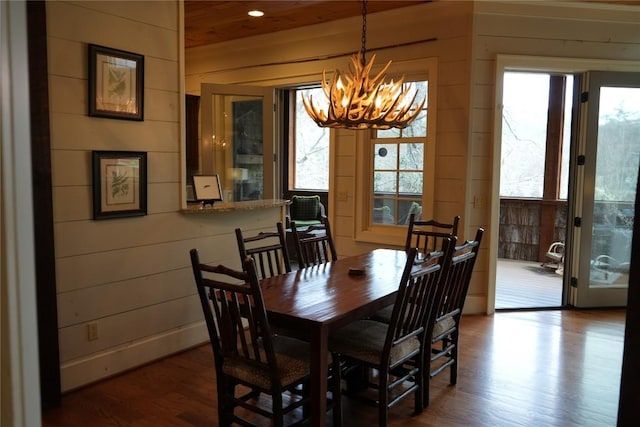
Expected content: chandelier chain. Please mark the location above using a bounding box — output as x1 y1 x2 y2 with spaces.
361 0 367 65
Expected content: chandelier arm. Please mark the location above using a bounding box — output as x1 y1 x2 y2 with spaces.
303 0 424 130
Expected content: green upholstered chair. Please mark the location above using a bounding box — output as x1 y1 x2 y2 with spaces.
286 195 326 228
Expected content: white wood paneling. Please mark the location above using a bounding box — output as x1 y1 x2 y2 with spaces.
56 268 194 327
47 2 178 61
46 0 286 391
69 1 179 32
60 322 207 391
49 113 179 152
58 295 202 362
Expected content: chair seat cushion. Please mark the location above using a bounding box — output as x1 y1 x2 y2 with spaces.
329 320 420 366
223 335 312 389
432 316 456 339
291 219 322 227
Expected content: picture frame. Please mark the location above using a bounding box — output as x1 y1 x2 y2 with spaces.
88 44 144 121
193 175 223 206
92 151 147 220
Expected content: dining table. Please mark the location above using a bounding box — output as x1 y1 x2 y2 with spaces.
258 248 408 427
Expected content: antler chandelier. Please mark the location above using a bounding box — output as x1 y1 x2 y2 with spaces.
303 0 425 130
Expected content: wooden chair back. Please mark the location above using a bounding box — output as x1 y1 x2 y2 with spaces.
189 250 277 381
290 216 338 268
385 244 453 364
434 228 483 324
235 222 291 279
405 214 460 254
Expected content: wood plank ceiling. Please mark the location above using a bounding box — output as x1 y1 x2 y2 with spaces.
184 0 640 49
184 1 426 48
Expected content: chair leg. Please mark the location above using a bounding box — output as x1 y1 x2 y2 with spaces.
423 354 431 408
272 391 284 427
414 353 425 414
218 378 235 427
450 331 459 385
332 355 343 427
378 370 389 427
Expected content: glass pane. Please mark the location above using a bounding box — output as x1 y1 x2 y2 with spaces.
372 199 395 224
294 89 329 190
376 81 427 138
559 75 573 200
374 171 396 193
588 86 640 289
402 81 427 138
232 98 263 201
210 94 264 201
377 127 401 139
374 144 397 170
500 72 549 198
399 172 422 194
399 143 423 170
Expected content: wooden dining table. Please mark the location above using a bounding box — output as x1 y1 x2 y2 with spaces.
259 248 408 426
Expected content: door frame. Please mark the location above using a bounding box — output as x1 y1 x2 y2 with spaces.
489 55 640 314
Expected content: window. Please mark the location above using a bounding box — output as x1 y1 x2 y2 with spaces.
371 81 429 226
355 77 436 244
289 88 330 191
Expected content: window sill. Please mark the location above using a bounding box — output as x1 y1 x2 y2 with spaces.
355 226 407 248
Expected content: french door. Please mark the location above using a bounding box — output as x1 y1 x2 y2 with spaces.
572 71 640 307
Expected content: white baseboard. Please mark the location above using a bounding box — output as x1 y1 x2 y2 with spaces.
60 322 209 392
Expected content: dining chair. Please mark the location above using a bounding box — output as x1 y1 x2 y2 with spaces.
329 246 450 426
423 227 484 407
189 249 342 427
289 216 338 268
372 220 459 325
405 214 460 254
235 222 291 280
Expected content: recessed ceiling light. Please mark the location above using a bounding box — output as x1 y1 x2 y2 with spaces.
248 10 264 17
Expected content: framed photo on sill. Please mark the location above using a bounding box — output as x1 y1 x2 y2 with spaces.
193 175 223 205
88 44 144 121
92 151 147 220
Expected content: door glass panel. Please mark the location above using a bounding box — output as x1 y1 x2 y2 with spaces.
194 84 273 205
588 86 640 289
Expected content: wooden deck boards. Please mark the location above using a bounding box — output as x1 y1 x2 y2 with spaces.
496 258 563 309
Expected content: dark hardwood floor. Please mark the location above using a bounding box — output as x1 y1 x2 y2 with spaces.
42 309 625 426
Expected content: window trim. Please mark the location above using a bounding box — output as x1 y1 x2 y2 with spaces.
355 58 438 246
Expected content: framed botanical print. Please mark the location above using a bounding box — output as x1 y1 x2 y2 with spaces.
92 151 147 219
88 44 144 121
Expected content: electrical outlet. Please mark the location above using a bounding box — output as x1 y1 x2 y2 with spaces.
87 322 99 341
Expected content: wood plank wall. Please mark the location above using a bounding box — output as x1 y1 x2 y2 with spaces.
46 1 283 392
